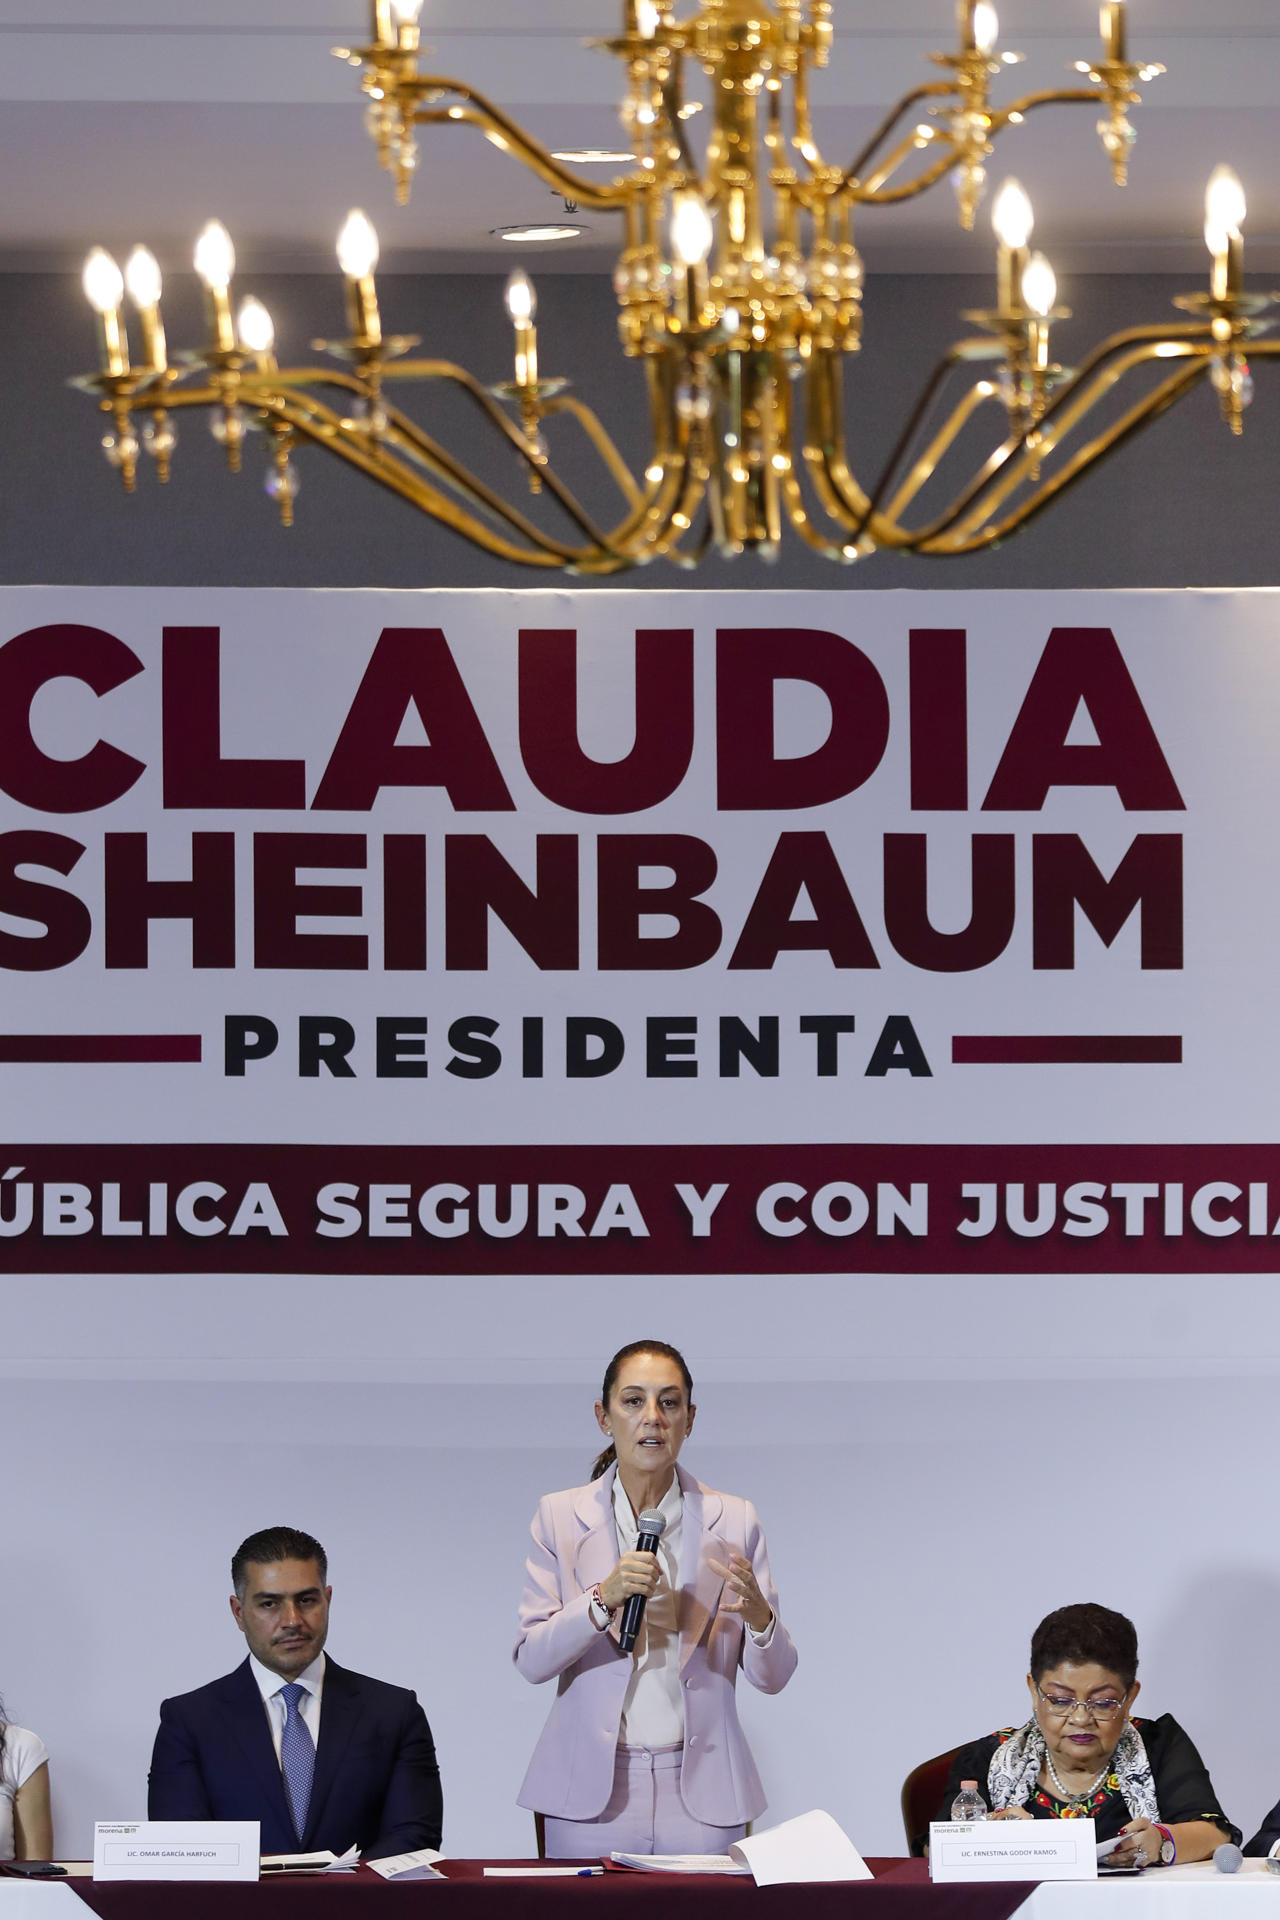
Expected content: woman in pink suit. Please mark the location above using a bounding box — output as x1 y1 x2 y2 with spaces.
514 1340 797 1859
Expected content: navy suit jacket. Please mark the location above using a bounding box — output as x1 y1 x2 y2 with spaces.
147 1656 442 1859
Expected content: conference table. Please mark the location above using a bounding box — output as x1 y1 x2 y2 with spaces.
3 1856 1275 1919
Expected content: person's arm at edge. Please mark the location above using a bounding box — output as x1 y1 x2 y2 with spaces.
147 1699 214 1819
513 1498 611 1686
13 1762 52 1861
737 1502 796 1695
361 1694 442 1860
1113 1712 1241 1863
1244 1791 1280 1857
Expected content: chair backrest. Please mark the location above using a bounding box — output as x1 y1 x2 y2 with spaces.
900 1745 964 1856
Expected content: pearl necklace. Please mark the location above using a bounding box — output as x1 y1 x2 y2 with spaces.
1044 1747 1111 1806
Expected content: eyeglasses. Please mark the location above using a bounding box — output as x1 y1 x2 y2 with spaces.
1035 1683 1127 1721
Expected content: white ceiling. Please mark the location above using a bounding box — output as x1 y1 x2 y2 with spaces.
2 0 1277 278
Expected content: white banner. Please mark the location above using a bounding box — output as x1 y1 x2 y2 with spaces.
0 584 1275 1288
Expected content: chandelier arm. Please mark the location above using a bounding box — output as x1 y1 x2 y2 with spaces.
256 371 662 568
841 83 961 188
802 345 985 547
881 378 1005 523
987 86 1116 132
835 322 1221 550
852 148 967 204
253 392 610 568
538 393 648 512
254 385 627 562
408 83 632 209
926 343 1218 546
790 48 825 172
367 357 639 549
917 359 1213 554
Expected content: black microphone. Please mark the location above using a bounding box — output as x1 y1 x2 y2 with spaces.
1214 1844 1244 1874
617 1508 666 1653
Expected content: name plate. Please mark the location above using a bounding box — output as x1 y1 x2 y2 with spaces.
929 1818 1098 1883
93 1821 261 1881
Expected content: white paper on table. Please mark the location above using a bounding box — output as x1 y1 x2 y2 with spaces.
608 1853 751 1874
729 1810 873 1885
366 1850 447 1881
261 1846 358 1874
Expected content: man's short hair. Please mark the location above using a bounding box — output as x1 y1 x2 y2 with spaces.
232 1526 328 1598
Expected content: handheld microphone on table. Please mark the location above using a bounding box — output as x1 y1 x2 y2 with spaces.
617 1509 666 1654
1214 1844 1244 1874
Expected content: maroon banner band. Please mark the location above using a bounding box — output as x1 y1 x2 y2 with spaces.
3 1141 1280 1275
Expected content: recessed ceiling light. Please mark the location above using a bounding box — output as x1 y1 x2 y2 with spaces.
493 223 587 243
550 148 632 165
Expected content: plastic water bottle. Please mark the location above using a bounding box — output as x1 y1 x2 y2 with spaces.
951 1780 987 1822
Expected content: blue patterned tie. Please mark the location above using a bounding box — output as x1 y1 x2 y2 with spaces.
279 1682 315 1844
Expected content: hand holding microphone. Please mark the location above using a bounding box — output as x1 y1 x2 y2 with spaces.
609 1509 666 1653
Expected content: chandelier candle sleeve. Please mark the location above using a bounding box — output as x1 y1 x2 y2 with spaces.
236 296 277 368
1101 2 1127 63
337 210 382 345
389 0 421 50
1205 165 1246 303
992 178 1033 315
504 269 539 389
124 246 166 373
370 0 393 48
193 221 236 353
82 249 129 376
971 2 999 57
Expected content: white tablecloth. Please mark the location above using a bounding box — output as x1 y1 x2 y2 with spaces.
1024 1858 1277 1914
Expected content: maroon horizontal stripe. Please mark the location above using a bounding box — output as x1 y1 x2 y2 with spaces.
953 1035 1181 1065
0 1035 201 1064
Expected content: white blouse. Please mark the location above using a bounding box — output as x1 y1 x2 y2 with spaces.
1 1726 50 1862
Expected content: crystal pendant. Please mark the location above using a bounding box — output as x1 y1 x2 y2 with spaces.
675 380 711 423
100 428 139 469
1097 114 1136 157
952 161 987 228
209 403 246 446
265 460 300 502
142 418 177 459
1211 355 1254 407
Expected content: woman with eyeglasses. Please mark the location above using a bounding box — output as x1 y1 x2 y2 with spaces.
936 1603 1238 1867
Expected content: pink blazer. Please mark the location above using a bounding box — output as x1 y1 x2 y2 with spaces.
514 1462 797 1824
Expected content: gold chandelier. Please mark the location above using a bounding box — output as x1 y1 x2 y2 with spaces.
75 1 1277 572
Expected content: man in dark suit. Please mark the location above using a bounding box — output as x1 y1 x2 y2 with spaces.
148 1525 442 1859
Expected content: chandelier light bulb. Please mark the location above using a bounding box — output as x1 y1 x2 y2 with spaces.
194 220 235 292
973 3 999 54
82 248 124 315
389 0 423 21
237 296 276 355
1204 164 1246 250
991 177 1034 250
635 0 660 36
337 208 380 279
504 268 537 327
670 189 714 268
124 246 162 310
1021 251 1057 317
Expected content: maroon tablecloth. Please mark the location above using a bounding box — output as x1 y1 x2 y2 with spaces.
66 1857 1037 1920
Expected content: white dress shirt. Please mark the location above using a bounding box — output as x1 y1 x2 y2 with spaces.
248 1651 326 1764
613 1473 685 1749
